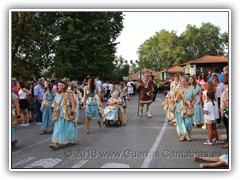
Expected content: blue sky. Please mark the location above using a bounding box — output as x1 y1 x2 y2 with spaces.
115 11 229 63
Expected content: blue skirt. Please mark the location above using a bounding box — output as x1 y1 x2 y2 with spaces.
193 95 204 125
105 108 119 121
51 117 78 144
41 106 54 132
12 127 17 141
85 104 101 121
175 112 193 138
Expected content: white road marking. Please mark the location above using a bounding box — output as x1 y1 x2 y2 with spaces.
101 163 130 168
12 124 84 155
72 160 89 168
156 97 164 103
12 157 36 168
140 111 168 168
24 158 62 168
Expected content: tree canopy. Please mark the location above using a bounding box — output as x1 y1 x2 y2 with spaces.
12 12 124 81
137 22 228 71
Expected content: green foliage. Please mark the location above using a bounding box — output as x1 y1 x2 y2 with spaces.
109 55 130 81
12 12 124 81
137 22 228 71
12 12 61 81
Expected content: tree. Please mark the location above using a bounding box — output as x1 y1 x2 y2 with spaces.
109 55 130 81
50 12 124 80
137 29 178 71
12 12 60 80
137 22 229 70
12 12 124 81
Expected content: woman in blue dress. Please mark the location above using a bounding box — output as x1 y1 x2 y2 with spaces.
83 77 103 134
40 81 56 134
170 74 180 92
189 76 204 128
11 92 21 147
70 81 81 124
49 81 78 150
174 76 196 142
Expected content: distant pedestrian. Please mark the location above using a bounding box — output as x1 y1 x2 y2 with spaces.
212 74 224 126
12 78 19 97
34 78 45 125
137 74 154 118
198 73 207 90
220 73 229 149
40 81 56 134
11 92 21 147
17 81 32 126
127 80 134 100
189 76 204 127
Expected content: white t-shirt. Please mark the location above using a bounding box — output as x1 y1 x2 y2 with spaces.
108 83 113 91
18 89 27 100
127 81 134 94
96 80 102 92
216 83 224 98
203 101 215 121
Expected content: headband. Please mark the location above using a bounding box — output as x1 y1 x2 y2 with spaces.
58 82 66 87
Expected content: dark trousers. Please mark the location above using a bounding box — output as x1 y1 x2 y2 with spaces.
223 116 228 142
216 97 221 124
35 101 42 123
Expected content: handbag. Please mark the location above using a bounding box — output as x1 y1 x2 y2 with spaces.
52 107 60 123
186 106 194 117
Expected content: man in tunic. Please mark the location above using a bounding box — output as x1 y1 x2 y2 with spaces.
137 74 155 118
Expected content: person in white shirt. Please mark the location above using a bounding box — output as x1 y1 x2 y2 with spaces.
203 91 219 145
17 81 32 126
127 80 134 100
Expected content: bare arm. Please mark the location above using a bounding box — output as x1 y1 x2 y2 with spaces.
197 90 202 104
69 94 76 120
204 110 209 115
97 88 103 108
13 99 20 116
23 88 31 95
83 87 87 108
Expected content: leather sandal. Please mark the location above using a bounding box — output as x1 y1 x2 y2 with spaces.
49 143 59 149
179 136 185 141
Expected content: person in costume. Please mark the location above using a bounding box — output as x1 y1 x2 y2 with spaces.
49 81 78 149
137 73 154 118
189 76 204 128
11 92 21 147
173 76 196 141
40 81 56 134
83 77 103 134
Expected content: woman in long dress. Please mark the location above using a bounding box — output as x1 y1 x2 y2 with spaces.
49 81 78 149
40 81 56 134
189 76 204 128
83 77 103 134
11 92 21 147
70 81 82 124
174 76 196 142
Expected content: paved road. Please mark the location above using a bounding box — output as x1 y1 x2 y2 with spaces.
11 93 228 169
